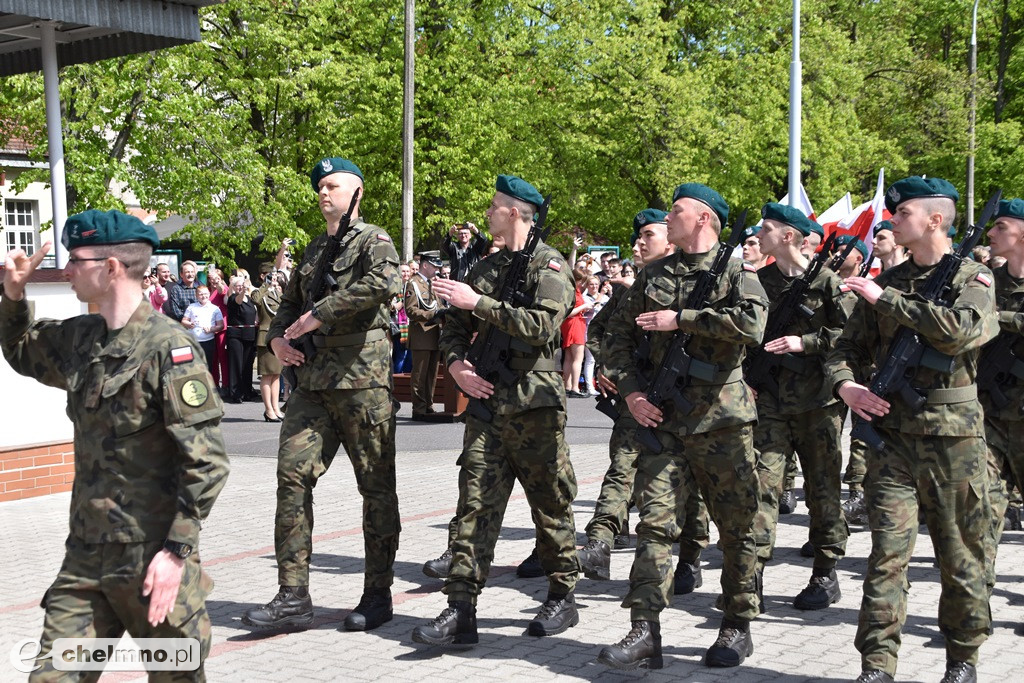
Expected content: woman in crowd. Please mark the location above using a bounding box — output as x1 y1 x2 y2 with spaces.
253 266 285 421
392 262 413 373
581 274 609 396
182 284 225 372
225 275 259 404
560 267 594 398
207 267 231 393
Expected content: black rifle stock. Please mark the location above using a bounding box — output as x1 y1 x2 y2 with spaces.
633 211 747 454
977 298 1024 410
282 189 361 391
744 232 839 400
850 189 1003 451
464 196 552 423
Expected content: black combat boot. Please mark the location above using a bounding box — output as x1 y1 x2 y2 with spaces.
614 533 631 549
674 560 703 595
516 548 545 578
1005 505 1023 532
940 661 977 683
793 568 841 610
779 489 797 514
755 567 766 614
597 620 663 670
843 489 868 525
412 601 478 647
856 671 895 683
342 587 393 631
578 539 611 581
527 592 579 636
241 586 314 629
705 618 753 667
422 547 453 579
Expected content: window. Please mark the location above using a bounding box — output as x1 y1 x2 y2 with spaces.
3 200 38 255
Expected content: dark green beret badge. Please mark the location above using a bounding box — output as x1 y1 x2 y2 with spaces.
310 157 364 192
884 176 959 214
633 209 669 231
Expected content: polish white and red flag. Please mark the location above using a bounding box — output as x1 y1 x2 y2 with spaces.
829 169 890 276
779 183 817 221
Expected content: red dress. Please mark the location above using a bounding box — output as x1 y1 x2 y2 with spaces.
560 288 587 348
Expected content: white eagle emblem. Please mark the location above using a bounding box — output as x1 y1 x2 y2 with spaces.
321 159 334 173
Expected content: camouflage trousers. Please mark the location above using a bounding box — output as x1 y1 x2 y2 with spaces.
584 415 709 561
982 415 1024 593
410 349 440 414
623 424 760 623
856 428 990 676
782 451 799 491
753 404 848 571
30 539 212 682
275 385 400 589
444 408 580 604
844 437 870 493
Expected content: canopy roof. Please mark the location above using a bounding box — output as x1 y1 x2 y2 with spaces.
0 0 218 76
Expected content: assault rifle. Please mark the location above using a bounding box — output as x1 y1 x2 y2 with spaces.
976 297 1024 410
827 234 864 273
858 250 875 277
464 196 552 423
282 189 361 391
744 232 841 400
633 211 747 454
850 189 1003 451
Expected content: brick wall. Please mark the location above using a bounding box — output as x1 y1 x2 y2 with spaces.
0 442 74 502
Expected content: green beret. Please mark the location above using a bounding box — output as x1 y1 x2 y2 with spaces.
947 225 959 238
742 224 761 239
633 208 668 231
884 176 959 213
835 234 869 260
806 221 824 238
874 220 893 234
761 202 817 237
495 174 543 209
996 198 1024 221
671 182 729 227
62 209 159 250
418 250 443 267
310 157 364 192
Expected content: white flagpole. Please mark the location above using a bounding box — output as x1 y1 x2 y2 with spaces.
788 0 802 200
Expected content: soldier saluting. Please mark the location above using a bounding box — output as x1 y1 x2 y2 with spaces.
1 210 229 679
826 176 999 683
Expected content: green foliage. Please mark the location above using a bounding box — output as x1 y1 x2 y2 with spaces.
1 0 1021 265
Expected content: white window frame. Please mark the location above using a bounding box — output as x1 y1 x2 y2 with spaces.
2 199 39 256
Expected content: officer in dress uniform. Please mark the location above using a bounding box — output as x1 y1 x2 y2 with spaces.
405 250 445 420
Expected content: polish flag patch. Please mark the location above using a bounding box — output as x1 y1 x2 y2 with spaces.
547 259 562 271
742 262 756 273
171 347 194 364
975 273 992 287
839 284 851 293
377 233 392 242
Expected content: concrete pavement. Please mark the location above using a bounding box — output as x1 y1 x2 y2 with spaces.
2 397 1023 682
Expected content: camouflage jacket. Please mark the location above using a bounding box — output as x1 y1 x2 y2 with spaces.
268 218 401 390
604 248 768 436
979 264 1024 422
753 263 854 414
826 257 999 436
440 241 574 417
0 297 229 548
586 283 629 370
404 272 442 351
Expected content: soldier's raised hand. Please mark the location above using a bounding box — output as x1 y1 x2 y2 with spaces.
2 241 51 301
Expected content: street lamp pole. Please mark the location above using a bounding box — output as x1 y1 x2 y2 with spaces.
788 0 802 200
967 0 980 226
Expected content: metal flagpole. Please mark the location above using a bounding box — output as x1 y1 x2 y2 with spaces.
788 0 802 200
401 0 415 261
40 22 68 268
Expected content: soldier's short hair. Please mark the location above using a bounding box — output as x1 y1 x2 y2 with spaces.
91 242 153 280
495 192 537 223
922 197 956 232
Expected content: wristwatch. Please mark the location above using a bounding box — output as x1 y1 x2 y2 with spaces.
163 540 193 560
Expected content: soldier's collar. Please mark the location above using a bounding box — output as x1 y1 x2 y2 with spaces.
669 249 714 272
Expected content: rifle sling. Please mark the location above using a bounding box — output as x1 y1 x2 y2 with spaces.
311 328 388 348
690 366 745 385
924 385 977 404
509 357 559 372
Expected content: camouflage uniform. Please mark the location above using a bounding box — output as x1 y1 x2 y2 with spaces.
978 264 1024 589
0 298 229 682
404 271 443 415
440 242 580 603
268 219 402 589
826 257 999 676
585 282 709 555
604 249 768 622
750 264 853 573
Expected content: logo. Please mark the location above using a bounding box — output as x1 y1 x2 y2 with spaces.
975 273 993 287
887 187 900 204
170 347 194 364
321 158 334 173
81 229 97 238
11 638 201 673
547 259 561 272
180 379 209 408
